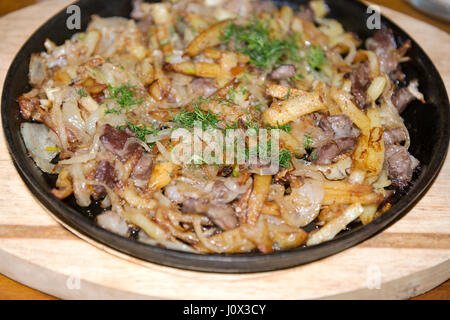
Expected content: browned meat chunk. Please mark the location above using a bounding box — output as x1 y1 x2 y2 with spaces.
93 160 116 195
385 144 419 187
191 78 217 97
311 137 357 165
383 128 407 145
18 96 45 122
131 152 153 181
182 199 238 231
269 64 296 80
335 137 357 153
366 29 398 74
93 93 105 104
210 180 231 203
350 62 371 108
100 124 141 161
100 124 128 153
391 87 415 114
312 142 339 165
319 115 360 140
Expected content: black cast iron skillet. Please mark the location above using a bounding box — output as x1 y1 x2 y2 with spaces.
2 0 449 273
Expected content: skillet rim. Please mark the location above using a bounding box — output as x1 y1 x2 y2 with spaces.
2 0 449 273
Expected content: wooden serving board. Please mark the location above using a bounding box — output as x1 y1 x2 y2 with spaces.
0 0 449 300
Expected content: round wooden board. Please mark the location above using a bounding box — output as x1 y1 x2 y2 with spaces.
0 0 449 300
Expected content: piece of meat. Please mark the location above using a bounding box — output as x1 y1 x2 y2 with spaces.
312 142 339 165
93 92 105 104
372 28 396 48
269 64 296 80
210 180 230 203
298 2 315 22
182 198 238 231
131 152 153 181
366 29 398 74
385 144 419 187
191 78 217 97
100 124 128 152
100 124 141 161
391 87 415 114
93 160 116 195
311 137 357 165
335 137 357 153
350 62 371 108
18 95 47 122
319 115 360 140
383 127 407 145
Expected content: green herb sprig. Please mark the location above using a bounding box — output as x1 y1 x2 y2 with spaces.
105 84 143 114
173 106 220 130
279 149 293 168
306 45 326 69
221 20 300 69
117 122 159 149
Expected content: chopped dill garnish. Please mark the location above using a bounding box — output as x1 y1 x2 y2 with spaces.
76 87 87 98
221 20 300 68
262 122 292 133
226 87 236 103
117 122 159 149
105 84 143 114
253 104 262 113
172 106 220 130
283 89 291 100
279 149 293 168
225 121 239 130
306 45 326 69
217 98 231 106
303 133 313 149
275 123 292 133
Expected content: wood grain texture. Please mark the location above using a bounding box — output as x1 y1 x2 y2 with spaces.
0 0 448 300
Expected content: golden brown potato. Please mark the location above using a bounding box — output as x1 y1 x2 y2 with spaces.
247 175 272 224
263 89 326 125
204 48 249 63
330 86 371 134
185 19 231 56
307 203 363 246
265 84 303 99
322 181 384 205
148 162 178 190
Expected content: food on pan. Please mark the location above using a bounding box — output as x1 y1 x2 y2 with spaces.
18 0 425 253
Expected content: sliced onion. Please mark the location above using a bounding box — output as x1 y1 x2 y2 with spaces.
20 122 59 173
59 134 100 164
276 178 324 227
125 137 152 153
145 128 172 143
68 163 91 207
156 141 174 162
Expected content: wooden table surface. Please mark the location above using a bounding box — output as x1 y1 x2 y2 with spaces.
0 0 448 300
